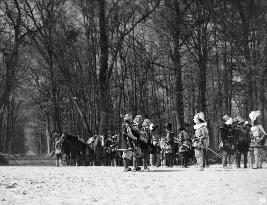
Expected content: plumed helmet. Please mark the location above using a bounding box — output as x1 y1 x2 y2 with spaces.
193 112 205 122
249 110 260 124
142 119 151 127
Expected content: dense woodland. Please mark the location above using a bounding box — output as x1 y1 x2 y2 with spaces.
0 0 267 154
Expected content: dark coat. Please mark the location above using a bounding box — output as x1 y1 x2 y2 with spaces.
237 128 250 152
119 122 134 150
218 125 234 151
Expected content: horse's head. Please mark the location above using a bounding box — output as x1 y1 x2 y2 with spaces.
92 135 105 148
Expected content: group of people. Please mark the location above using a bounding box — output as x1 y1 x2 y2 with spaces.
53 110 266 171
119 112 210 172
219 111 267 169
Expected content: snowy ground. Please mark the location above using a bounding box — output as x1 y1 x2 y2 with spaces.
1 164 267 205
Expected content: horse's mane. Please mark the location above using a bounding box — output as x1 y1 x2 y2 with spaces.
93 135 104 147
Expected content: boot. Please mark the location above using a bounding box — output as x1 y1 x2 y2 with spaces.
59 159 63 166
123 159 131 172
56 160 59 167
181 158 185 168
133 157 141 171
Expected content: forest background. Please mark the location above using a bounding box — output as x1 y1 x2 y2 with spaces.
0 0 267 155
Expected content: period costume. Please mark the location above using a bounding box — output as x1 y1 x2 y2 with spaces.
140 119 152 171
178 129 191 168
105 134 119 166
120 114 135 172
150 132 161 167
192 112 209 171
249 111 267 169
218 116 236 168
54 133 63 167
160 123 174 167
131 115 144 171
236 121 250 168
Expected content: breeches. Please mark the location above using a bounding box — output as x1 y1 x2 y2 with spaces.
195 149 204 167
56 154 62 160
122 150 133 160
254 147 264 167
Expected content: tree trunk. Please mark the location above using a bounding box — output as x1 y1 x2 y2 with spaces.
98 0 110 134
261 23 267 129
173 1 184 129
45 112 51 154
198 56 207 113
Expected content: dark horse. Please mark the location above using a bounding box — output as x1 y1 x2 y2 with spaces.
61 133 87 166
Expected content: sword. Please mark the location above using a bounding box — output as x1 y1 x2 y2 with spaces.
204 146 222 158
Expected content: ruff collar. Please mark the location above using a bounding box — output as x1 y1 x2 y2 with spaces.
194 122 207 130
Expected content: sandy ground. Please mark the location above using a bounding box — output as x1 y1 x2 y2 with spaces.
0 164 267 205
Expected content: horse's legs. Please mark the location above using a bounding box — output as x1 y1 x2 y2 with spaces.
65 153 69 166
82 150 86 166
77 152 81 166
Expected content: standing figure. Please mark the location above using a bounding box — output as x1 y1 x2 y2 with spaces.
150 131 161 167
160 123 174 167
178 126 191 168
192 112 209 171
105 133 119 166
140 119 152 171
54 132 63 167
131 115 144 171
236 120 250 168
173 130 180 166
218 115 234 168
120 114 135 172
249 111 267 169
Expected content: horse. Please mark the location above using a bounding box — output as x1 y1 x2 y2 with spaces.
61 133 87 166
86 135 105 166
